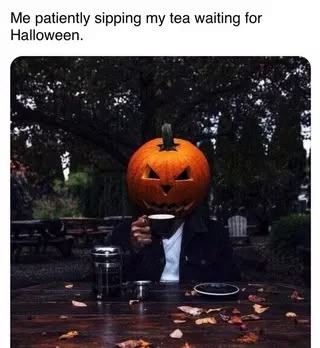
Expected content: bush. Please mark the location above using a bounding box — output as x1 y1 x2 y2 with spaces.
270 214 310 254
33 170 92 219
33 195 81 219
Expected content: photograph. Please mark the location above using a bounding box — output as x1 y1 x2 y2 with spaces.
11 56 311 347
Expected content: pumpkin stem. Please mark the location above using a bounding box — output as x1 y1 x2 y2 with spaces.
159 123 178 151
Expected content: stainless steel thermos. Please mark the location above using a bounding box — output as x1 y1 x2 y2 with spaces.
91 245 123 299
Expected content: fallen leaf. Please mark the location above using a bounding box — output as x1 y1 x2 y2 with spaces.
219 313 230 322
206 307 223 314
185 290 197 296
59 330 79 340
72 300 87 307
116 339 151 347
65 284 74 289
178 306 203 316
173 320 187 324
228 316 243 324
235 331 258 344
59 315 68 319
170 329 183 339
286 312 297 317
232 308 241 315
241 288 246 292
129 300 140 305
181 343 193 348
171 313 188 320
248 295 266 303
195 317 217 325
241 314 260 321
290 291 304 301
253 304 269 314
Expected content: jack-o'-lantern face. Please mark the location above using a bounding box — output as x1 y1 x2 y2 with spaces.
127 124 210 216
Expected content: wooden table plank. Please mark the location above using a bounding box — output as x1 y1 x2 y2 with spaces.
11 282 310 347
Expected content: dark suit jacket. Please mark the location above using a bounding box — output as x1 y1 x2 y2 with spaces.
111 210 241 282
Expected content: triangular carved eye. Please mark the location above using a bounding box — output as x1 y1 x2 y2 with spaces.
143 165 160 179
149 168 160 179
176 168 190 180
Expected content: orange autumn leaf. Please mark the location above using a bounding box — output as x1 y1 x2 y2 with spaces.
195 317 217 325
116 339 151 348
248 294 266 303
235 331 258 344
290 291 304 301
171 313 188 320
253 304 269 314
59 330 79 340
64 284 74 289
181 343 193 348
72 300 87 307
138 340 151 347
228 316 243 324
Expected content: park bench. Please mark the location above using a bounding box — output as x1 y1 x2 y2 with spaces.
11 219 74 262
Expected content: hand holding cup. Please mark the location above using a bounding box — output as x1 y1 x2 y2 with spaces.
131 215 152 250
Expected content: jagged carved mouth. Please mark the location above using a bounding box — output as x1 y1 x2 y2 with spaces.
142 200 194 214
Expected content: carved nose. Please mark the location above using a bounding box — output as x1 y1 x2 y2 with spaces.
161 185 172 194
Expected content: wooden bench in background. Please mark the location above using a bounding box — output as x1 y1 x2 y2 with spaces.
11 219 74 262
61 217 114 247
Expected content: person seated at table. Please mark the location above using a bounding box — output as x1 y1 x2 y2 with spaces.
111 123 240 283
112 205 241 282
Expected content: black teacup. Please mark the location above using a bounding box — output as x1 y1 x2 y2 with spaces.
148 214 175 237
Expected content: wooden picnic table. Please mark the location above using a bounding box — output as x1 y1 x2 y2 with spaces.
11 219 73 261
61 217 112 246
11 281 310 347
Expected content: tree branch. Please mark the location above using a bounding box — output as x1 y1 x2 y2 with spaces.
11 100 131 166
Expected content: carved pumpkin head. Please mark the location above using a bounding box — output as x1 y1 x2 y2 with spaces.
127 124 210 217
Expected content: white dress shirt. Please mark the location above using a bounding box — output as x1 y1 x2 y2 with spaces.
160 222 184 282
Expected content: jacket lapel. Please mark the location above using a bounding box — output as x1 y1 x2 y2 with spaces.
181 210 209 252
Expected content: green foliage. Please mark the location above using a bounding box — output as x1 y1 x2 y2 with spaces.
270 214 310 254
54 169 92 196
33 170 92 219
32 168 129 218
33 195 81 219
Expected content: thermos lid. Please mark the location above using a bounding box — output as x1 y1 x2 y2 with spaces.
91 245 122 257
